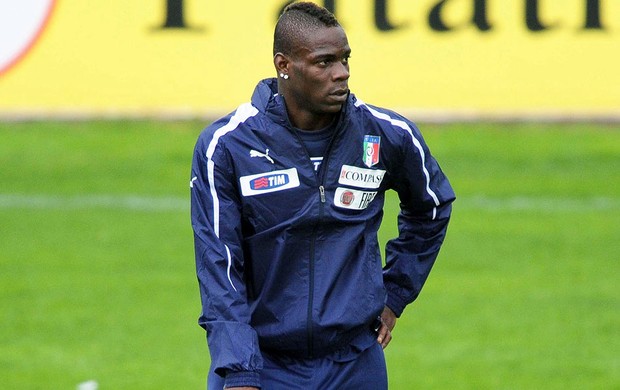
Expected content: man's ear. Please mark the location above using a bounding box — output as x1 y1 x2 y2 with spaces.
273 52 289 75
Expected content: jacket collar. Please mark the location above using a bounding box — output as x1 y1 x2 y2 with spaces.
250 78 352 130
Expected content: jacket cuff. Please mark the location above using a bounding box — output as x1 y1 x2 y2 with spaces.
385 292 407 318
224 370 261 389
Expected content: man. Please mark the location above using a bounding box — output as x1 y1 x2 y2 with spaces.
190 2 455 389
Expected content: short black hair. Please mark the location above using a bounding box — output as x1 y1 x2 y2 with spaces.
273 2 341 56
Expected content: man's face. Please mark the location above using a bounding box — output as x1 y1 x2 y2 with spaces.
286 26 351 120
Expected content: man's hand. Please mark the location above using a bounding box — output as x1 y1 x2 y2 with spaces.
376 306 397 349
225 387 259 390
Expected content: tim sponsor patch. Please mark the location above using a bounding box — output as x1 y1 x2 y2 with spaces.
239 168 300 196
339 165 385 189
334 187 378 210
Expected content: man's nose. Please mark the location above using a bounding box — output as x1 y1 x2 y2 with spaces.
333 61 350 80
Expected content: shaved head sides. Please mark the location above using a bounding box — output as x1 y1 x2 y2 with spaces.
273 2 340 56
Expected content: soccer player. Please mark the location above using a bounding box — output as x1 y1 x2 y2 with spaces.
190 2 455 389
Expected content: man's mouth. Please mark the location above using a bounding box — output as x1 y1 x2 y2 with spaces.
329 88 349 102
331 88 348 96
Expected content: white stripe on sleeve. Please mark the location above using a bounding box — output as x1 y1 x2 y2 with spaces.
205 102 259 291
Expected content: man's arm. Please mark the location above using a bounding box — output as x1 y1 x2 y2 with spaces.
191 137 263 389
383 122 455 318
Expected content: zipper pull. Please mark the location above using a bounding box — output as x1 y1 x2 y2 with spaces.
319 186 326 203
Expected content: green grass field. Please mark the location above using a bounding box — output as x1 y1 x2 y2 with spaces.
1 120 618 389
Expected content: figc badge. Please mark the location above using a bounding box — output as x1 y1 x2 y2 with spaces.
363 135 380 167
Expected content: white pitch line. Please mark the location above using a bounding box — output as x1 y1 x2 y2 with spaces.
461 195 620 213
0 194 618 212
0 194 187 212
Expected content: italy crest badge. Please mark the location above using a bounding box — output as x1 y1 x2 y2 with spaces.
363 135 380 167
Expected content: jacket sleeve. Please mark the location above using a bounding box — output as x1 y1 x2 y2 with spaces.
383 121 455 317
190 133 263 388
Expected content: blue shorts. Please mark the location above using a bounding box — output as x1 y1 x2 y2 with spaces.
207 342 388 390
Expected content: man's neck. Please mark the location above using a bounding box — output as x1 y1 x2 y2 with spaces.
289 111 336 131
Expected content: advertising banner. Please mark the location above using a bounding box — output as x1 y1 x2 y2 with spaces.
1 0 618 120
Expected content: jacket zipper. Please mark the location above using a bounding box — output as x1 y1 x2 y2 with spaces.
295 119 342 358
307 185 326 358
319 185 326 203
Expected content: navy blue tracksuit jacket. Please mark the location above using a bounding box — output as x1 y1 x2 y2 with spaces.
191 78 455 386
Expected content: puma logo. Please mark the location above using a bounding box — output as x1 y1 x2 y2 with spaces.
250 148 274 164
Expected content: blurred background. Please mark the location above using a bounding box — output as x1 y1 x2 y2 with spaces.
1 1 618 388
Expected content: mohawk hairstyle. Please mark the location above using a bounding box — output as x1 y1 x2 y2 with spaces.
273 2 340 56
